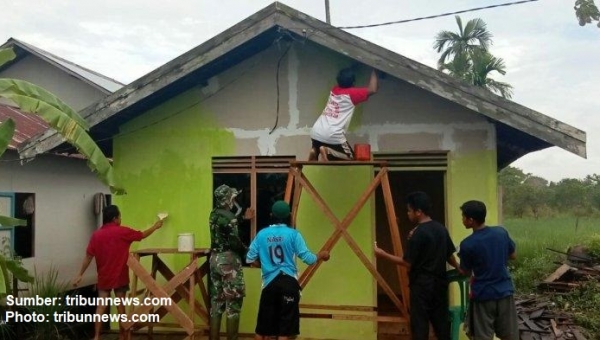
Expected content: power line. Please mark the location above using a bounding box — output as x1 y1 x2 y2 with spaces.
337 0 539 29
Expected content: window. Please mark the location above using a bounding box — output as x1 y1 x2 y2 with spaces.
0 192 35 258
212 156 295 253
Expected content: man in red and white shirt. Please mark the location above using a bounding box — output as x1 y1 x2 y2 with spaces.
309 68 379 161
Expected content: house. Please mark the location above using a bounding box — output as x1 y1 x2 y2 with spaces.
0 38 123 290
20 2 586 339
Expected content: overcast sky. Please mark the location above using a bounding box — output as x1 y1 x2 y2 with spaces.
1 0 598 182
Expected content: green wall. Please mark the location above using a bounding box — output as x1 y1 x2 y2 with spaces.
296 166 377 340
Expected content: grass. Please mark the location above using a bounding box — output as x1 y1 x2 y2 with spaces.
504 215 600 338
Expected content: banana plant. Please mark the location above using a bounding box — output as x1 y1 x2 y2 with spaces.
0 46 126 295
0 47 125 194
0 118 30 295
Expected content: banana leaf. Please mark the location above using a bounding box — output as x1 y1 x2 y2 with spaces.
0 79 89 130
0 48 16 67
0 119 15 158
5 258 34 283
0 86 125 194
0 216 26 227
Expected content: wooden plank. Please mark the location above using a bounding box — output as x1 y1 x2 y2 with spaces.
124 254 197 334
299 303 375 312
572 329 588 340
550 319 563 338
197 261 210 309
380 169 410 312
289 160 388 167
155 259 209 324
293 170 383 288
289 166 408 317
529 308 544 319
543 264 572 283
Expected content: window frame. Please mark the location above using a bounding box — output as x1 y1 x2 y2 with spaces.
212 155 295 239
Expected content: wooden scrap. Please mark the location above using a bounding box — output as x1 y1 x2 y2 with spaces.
550 319 563 338
544 264 572 283
571 329 587 340
529 308 544 319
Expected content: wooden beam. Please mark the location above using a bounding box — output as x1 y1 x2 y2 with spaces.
124 254 197 334
298 169 385 287
380 170 410 312
299 304 376 312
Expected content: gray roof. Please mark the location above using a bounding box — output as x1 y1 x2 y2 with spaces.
18 2 586 168
1 38 124 93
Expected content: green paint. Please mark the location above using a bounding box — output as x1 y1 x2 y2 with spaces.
296 166 377 340
446 150 497 340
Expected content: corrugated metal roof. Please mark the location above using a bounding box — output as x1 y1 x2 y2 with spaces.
0 104 49 149
2 38 124 93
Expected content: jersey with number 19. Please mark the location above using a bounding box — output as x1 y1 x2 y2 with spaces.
246 224 318 288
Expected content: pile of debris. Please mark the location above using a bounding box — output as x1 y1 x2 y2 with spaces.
516 296 586 340
537 246 600 293
515 246 600 339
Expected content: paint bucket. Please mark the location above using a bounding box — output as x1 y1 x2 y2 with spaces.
354 144 371 161
178 233 195 252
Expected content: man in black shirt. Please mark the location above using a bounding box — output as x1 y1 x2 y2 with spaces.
375 191 460 340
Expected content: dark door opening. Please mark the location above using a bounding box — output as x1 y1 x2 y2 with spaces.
375 170 446 318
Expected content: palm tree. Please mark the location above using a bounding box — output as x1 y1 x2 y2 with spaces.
433 16 493 67
434 16 513 99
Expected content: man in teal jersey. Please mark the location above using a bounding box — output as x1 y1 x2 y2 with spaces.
246 200 330 340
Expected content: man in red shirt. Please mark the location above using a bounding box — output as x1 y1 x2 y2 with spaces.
309 67 378 161
72 205 165 340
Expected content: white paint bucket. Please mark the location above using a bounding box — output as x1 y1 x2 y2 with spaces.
178 233 195 252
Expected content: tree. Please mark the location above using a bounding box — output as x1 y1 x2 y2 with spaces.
434 16 513 99
574 0 600 27
434 16 492 67
441 49 513 99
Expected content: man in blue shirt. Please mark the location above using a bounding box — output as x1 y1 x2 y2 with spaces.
246 200 330 340
459 200 518 340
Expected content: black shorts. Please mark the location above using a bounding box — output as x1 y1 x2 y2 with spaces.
311 139 354 160
255 273 301 337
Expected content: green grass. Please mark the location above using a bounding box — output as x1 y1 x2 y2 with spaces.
504 216 600 338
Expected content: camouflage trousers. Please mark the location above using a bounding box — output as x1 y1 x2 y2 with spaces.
209 251 245 318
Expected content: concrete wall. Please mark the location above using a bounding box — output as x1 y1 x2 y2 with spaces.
112 41 499 339
0 151 109 289
0 54 105 111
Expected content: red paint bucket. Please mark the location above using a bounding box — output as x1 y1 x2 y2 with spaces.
354 144 371 161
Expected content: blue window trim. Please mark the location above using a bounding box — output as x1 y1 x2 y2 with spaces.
0 192 16 252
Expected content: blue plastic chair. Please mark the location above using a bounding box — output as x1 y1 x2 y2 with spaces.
447 269 469 340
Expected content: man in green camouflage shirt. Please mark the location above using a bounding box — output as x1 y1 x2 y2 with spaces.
209 184 252 340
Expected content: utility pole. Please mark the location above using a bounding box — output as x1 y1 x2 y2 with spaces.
325 0 331 24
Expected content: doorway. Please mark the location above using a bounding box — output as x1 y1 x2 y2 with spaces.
374 170 446 318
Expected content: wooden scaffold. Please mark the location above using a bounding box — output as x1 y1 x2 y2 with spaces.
283 160 411 324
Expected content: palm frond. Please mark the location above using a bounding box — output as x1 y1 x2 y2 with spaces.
0 82 125 194
0 79 89 130
485 78 514 99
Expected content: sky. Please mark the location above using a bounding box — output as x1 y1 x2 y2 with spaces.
1 0 598 182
